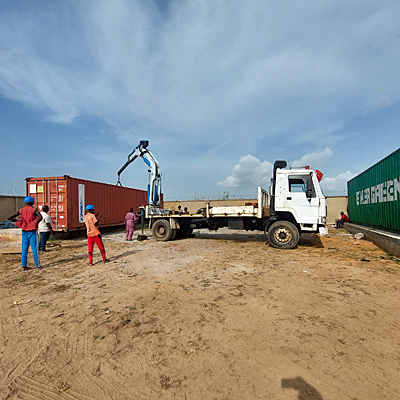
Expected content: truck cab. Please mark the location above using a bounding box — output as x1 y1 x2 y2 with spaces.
264 163 327 249
274 168 327 231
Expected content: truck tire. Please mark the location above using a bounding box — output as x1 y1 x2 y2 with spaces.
176 227 193 239
152 219 173 242
267 221 299 249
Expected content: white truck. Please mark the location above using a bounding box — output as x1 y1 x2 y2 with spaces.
117 141 327 249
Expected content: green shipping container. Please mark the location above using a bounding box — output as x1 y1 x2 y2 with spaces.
347 148 400 233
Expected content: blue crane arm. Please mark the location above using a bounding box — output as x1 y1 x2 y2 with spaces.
116 140 162 207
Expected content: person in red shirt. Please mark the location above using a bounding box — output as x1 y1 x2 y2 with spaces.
336 211 349 228
8 196 43 270
83 204 109 265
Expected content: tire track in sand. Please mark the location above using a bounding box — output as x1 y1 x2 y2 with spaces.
9 373 94 400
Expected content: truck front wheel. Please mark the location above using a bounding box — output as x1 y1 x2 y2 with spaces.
152 219 173 241
267 221 299 249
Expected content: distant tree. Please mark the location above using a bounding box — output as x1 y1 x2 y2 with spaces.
193 192 207 201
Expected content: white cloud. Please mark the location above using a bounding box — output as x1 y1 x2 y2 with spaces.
218 155 273 188
220 149 354 196
1 1 400 198
321 171 356 194
0 0 399 145
291 148 355 195
291 148 333 169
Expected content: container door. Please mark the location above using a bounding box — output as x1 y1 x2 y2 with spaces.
27 180 50 211
49 179 68 229
27 180 47 208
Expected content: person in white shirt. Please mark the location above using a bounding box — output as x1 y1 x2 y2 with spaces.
39 205 53 251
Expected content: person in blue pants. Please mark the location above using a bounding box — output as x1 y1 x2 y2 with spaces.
21 231 40 269
9 196 43 270
39 205 53 251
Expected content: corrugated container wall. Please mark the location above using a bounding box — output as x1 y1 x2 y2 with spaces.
347 148 400 233
25 176 150 231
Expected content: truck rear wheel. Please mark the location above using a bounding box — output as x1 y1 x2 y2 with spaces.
267 221 299 249
176 228 193 239
152 219 173 241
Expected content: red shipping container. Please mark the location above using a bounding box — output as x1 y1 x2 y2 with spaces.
25 176 151 231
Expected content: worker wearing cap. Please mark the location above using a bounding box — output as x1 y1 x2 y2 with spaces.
83 204 109 265
8 196 43 271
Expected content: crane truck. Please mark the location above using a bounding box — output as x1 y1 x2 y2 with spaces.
117 140 327 249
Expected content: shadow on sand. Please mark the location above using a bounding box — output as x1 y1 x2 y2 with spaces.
281 376 324 399
109 250 141 261
190 230 324 248
41 250 141 268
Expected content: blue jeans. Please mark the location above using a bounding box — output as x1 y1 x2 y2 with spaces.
39 231 51 251
21 230 40 268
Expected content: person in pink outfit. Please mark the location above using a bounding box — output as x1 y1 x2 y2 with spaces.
125 208 138 241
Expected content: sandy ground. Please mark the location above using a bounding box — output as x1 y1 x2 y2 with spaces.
0 227 399 400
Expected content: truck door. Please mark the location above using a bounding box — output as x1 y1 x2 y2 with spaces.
284 173 319 223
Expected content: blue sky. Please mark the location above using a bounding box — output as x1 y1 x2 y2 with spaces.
1 0 400 200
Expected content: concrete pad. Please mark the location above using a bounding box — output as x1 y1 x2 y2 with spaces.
0 230 21 253
0 228 21 237
344 223 400 257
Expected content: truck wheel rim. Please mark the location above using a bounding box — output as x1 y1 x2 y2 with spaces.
158 227 165 235
275 228 292 243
